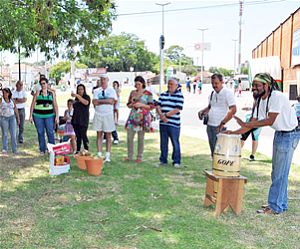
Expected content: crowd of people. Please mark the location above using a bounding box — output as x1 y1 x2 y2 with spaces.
1 72 300 215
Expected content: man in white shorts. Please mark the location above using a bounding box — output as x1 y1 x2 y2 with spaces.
92 74 117 162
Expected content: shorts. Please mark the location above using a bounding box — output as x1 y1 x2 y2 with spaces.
92 113 116 132
241 128 261 141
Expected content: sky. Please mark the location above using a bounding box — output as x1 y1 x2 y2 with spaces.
111 0 300 69
2 0 300 70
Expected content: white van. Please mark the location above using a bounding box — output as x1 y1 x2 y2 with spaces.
234 74 250 91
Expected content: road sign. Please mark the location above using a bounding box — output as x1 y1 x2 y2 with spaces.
194 43 211 51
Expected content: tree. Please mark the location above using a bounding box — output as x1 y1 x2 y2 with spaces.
80 33 159 72
0 1 116 59
164 45 193 66
208 67 234 76
49 61 87 83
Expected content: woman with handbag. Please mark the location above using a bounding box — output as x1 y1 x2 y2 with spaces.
125 76 154 163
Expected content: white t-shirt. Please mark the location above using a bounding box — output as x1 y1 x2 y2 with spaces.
208 87 236 126
0 99 15 117
93 86 117 115
254 90 298 131
12 90 27 109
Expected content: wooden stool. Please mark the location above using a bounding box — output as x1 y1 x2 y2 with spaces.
203 170 247 217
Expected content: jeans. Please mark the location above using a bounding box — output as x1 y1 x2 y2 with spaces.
159 124 181 164
33 116 55 153
268 130 300 213
17 108 25 143
1 115 17 153
206 125 218 156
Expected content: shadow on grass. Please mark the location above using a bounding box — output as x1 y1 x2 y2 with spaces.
1 122 300 248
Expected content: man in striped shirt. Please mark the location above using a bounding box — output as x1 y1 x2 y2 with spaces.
156 78 184 168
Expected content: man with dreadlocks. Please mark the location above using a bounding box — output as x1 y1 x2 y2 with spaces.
226 73 300 215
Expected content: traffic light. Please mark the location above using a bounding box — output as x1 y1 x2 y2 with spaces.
159 35 165 50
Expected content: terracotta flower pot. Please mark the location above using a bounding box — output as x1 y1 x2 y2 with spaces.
75 155 93 170
86 158 103 176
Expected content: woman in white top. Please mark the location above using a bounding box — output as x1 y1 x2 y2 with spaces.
0 88 20 154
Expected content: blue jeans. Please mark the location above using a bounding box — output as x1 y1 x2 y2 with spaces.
1 115 17 153
159 124 181 164
206 125 226 156
206 125 218 156
268 130 300 213
33 116 55 153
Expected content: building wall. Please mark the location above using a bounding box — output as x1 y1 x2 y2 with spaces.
267 35 273 56
252 7 300 96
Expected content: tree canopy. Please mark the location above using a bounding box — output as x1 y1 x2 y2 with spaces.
0 0 115 59
49 61 87 83
164 45 193 66
80 33 159 72
208 67 234 76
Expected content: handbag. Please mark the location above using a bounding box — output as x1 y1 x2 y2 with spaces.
198 91 214 125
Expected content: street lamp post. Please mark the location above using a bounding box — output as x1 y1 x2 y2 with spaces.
156 2 171 94
198 28 208 83
238 0 244 74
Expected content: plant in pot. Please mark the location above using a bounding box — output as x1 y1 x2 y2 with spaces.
74 150 93 170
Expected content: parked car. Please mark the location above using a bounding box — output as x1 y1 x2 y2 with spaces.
234 74 250 91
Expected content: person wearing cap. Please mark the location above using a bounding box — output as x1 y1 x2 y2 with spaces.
12 80 27 144
92 74 117 162
227 73 300 215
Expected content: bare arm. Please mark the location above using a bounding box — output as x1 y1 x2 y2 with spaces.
222 105 237 124
218 105 237 132
29 93 37 122
92 98 114 106
14 97 27 104
52 92 59 124
235 112 278 129
71 93 89 106
13 101 20 125
165 108 180 117
156 105 168 123
126 91 135 108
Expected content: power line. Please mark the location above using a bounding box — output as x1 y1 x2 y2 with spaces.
117 0 286 17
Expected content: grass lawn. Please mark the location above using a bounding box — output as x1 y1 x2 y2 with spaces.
0 122 300 249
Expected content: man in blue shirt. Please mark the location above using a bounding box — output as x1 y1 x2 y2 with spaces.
156 78 184 168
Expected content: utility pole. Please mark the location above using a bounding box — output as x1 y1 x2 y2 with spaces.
198 28 208 83
238 0 243 74
156 2 171 94
232 39 237 74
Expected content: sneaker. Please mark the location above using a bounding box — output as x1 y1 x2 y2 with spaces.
249 155 255 161
97 152 102 158
113 140 119 145
104 157 111 163
173 163 181 168
2 150 7 153
135 159 142 164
